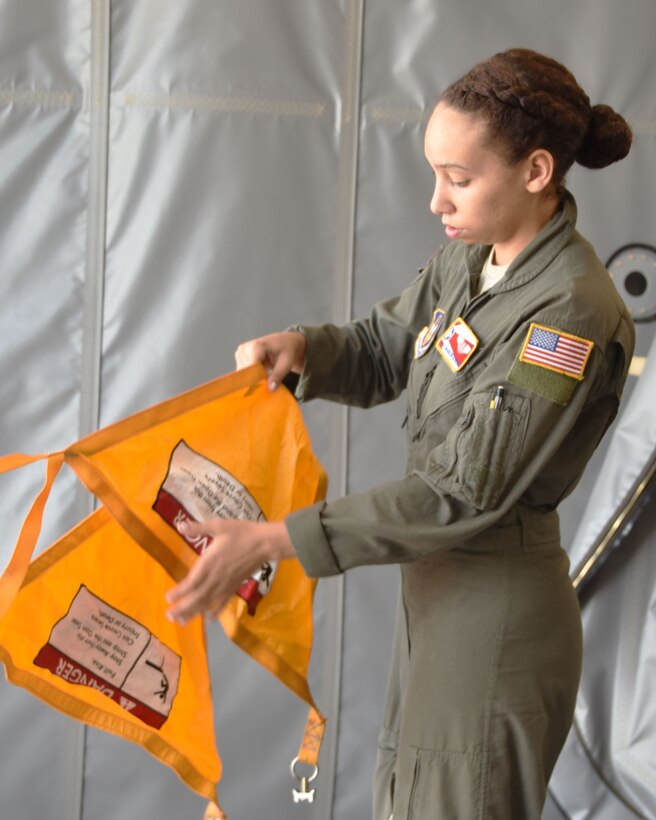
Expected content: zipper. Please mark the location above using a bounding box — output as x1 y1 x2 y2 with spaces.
411 374 478 442
415 365 437 419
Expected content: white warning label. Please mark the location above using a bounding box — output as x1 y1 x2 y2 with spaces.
34 586 181 728
153 441 276 614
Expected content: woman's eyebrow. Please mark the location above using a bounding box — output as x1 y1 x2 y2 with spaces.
438 162 470 171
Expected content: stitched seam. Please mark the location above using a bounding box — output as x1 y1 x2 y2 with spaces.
408 745 483 762
406 751 420 819
0 86 76 108
121 91 326 118
477 549 511 819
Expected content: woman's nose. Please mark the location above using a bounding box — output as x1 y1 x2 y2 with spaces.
430 178 454 216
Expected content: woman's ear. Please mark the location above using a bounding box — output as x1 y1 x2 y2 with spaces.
525 149 555 193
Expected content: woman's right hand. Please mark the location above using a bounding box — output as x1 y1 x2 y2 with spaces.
235 331 307 391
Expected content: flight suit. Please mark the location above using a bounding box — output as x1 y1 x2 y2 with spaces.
285 192 634 819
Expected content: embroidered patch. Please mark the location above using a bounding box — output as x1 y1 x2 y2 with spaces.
519 323 594 380
436 317 479 372
414 308 446 358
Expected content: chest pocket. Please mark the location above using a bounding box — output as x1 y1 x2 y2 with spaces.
427 389 530 511
409 358 482 445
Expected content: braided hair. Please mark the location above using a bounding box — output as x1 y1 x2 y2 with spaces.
440 49 632 187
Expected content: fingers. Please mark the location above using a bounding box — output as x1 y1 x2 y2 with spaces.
177 517 213 541
235 338 287 391
266 350 295 392
165 520 225 623
234 339 266 371
165 556 220 623
234 332 306 391
165 518 268 624
166 564 231 624
165 524 207 604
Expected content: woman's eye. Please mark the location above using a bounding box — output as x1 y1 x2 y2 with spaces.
452 179 470 189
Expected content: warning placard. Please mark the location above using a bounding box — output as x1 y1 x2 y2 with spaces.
34 585 181 729
153 440 276 614
154 440 264 547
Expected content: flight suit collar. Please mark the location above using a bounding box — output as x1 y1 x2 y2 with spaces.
462 190 578 295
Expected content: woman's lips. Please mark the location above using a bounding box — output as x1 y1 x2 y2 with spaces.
444 225 463 240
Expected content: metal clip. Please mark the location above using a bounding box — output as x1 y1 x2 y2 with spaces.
290 756 318 804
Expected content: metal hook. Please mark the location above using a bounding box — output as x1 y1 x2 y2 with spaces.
290 756 319 804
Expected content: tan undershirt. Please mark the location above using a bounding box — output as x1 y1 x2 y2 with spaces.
477 248 510 294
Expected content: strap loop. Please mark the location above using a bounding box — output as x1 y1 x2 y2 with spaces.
0 452 65 619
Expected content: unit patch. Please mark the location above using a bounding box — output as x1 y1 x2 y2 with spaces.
508 322 595 406
436 318 479 372
414 308 446 359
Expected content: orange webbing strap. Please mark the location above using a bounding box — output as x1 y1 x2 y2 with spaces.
297 706 326 767
204 801 228 820
0 451 64 619
0 452 51 474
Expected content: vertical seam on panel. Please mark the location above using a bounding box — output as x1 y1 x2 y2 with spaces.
334 0 364 330
80 0 111 443
63 727 87 820
315 1 365 819
67 3 112 820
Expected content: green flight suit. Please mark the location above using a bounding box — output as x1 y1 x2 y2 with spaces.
285 192 634 819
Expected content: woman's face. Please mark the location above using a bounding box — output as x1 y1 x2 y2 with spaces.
424 102 541 263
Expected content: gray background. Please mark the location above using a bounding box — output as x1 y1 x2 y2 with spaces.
0 1 655 818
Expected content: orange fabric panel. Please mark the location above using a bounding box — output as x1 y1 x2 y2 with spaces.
0 506 221 801
0 365 327 811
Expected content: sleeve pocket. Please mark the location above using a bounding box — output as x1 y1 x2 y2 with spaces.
433 390 530 510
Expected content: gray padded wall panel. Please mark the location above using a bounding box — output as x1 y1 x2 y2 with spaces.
82 2 345 819
0 3 94 818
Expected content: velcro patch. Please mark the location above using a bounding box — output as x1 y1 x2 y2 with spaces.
519 323 593 379
414 308 446 359
508 323 594 406
436 318 479 372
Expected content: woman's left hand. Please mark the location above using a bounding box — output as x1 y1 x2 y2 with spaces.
165 518 295 623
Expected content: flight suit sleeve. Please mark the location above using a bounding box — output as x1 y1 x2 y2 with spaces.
285 313 633 577
291 257 442 408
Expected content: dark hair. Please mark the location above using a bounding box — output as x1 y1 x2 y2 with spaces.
440 48 633 187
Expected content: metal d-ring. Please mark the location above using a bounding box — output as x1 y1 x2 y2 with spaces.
290 756 319 783
290 756 319 803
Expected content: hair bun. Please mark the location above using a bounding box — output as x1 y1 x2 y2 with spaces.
576 104 633 169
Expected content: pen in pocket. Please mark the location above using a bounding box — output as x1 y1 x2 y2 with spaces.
490 385 505 410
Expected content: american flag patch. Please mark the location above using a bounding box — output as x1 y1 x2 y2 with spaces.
519 323 594 379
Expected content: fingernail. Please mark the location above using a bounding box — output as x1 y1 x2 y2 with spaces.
177 520 189 532
268 380 277 391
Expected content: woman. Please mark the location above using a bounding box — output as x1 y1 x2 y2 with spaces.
167 49 634 818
